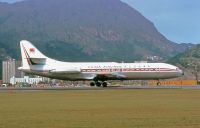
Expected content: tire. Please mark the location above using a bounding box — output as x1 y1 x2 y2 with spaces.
102 82 107 87
90 82 95 86
95 82 101 87
157 82 161 86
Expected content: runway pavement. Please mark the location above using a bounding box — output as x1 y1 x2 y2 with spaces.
0 85 200 91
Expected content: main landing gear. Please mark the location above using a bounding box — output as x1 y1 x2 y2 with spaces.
90 81 108 87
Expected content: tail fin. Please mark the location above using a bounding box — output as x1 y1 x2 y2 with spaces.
20 40 47 68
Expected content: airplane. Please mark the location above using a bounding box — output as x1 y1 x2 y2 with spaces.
18 40 184 87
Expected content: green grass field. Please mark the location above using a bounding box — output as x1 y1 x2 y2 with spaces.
0 89 200 128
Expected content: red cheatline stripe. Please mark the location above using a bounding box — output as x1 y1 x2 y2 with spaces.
81 68 177 73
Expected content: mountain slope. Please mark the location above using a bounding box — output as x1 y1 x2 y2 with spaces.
169 44 199 66
0 0 191 78
169 44 200 79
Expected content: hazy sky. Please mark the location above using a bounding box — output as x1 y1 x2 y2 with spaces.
1 0 200 44
122 0 200 44
0 0 23 3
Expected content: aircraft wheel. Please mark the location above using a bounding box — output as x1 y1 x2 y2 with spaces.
102 82 108 87
90 82 95 87
95 82 102 87
157 82 161 86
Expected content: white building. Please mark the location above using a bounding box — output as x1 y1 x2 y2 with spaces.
2 59 24 83
10 76 43 85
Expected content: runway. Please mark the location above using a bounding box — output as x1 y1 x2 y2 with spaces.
0 85 200 91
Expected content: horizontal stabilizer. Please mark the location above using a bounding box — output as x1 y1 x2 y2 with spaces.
29 58 46 65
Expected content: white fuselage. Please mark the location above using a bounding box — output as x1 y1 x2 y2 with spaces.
21 60 183 81
19 40 183 82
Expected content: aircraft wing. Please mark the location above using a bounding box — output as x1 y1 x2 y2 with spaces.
102 72 126 78
49 69 81 74
85 72 126 80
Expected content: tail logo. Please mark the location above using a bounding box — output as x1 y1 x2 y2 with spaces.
29 48 35 53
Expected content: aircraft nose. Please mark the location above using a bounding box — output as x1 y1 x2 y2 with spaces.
182 70 184 75
178 69 184 76
175 68 184 76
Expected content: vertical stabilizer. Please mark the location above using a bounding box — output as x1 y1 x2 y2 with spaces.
20 40 47 68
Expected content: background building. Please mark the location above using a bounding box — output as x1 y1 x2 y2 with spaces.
10 76 43 85
2 59 51 85
2 59 24 83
